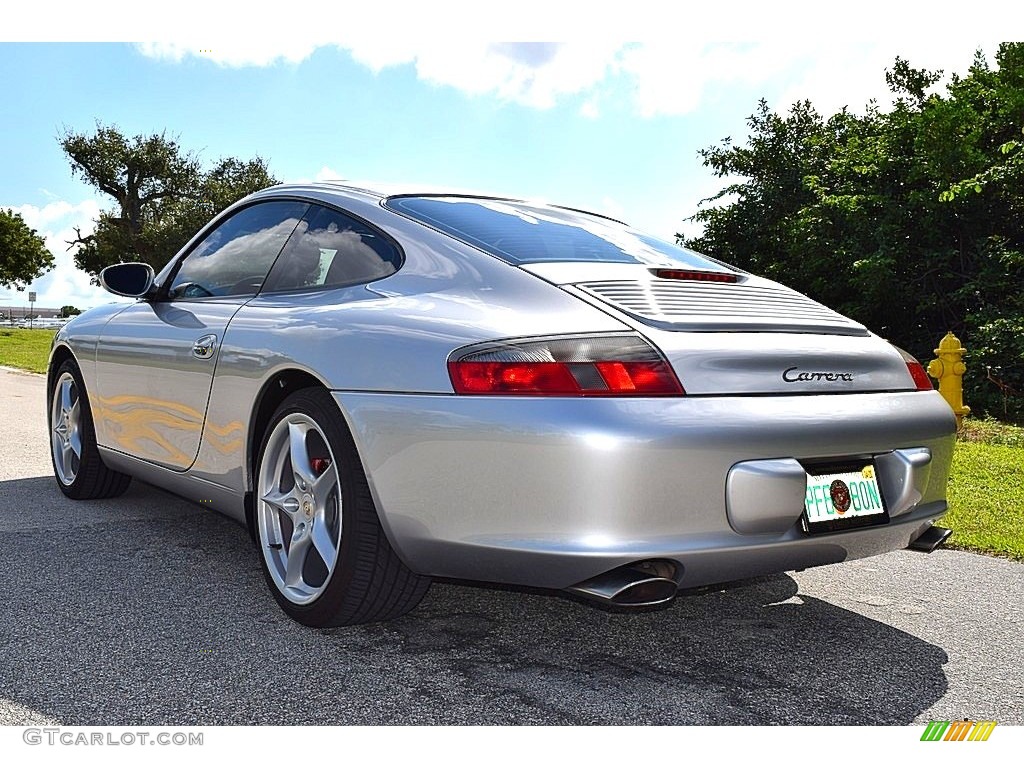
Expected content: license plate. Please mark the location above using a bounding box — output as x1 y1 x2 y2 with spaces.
802 463 889 534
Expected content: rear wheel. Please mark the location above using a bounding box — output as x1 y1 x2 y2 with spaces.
255 388 430 626
48 359 131 499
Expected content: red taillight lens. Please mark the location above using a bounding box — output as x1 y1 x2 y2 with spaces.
449 362 580 394
896 347 933 391
907 361 933 391
448 335 684 396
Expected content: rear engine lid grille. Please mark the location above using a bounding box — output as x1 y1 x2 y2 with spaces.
577 277 867 336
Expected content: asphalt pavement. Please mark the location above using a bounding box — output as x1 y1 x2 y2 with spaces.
1 367 1021 725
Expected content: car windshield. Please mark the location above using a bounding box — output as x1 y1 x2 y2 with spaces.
386 196 731 271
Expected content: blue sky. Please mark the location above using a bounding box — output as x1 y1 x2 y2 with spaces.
0 30 997 310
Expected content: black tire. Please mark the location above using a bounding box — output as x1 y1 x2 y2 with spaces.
48 358 132 499
254 387 430 627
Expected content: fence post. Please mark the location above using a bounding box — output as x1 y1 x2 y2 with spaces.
927 332 970 428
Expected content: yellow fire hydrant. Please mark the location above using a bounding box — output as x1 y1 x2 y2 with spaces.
927 332 970 428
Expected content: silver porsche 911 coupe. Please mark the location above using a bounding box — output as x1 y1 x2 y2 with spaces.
47 182 956 626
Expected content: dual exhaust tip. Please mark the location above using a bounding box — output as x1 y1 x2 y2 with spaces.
566 560 680 608
569 524 952 607
568 524 953 607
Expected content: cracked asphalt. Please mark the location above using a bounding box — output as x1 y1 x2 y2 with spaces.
1 367 1022 725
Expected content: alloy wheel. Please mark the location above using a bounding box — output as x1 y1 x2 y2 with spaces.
51 372 83 485
257 414 343 605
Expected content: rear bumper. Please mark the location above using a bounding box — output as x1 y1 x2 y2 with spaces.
334 390 956 589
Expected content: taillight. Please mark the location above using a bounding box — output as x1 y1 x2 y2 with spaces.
896 348 933 391
448 335 684 396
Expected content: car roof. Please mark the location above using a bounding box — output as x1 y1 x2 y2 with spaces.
252 181 628 225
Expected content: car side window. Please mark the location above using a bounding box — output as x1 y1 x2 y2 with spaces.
261 205 401 294
167 201 309 300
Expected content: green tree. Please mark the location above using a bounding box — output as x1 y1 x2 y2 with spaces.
684 44 1024 420
145 156 280 262
0 208 54 290
59 305 81 318
60 123 278 276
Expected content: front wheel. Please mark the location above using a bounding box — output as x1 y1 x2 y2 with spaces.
255 388 430 626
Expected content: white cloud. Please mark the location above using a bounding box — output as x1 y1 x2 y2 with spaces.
314 165 343 182
0 200 124 312
617 44 706 118
771 42 993 117
138 41 621 110
13 199 99 231
617 42 818 117
399 42 621 109
616 42 998 119
135 41 994 120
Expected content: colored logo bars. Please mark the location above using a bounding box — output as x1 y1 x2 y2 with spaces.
921 720 997 742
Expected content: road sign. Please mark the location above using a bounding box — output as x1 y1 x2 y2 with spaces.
28 292 36 302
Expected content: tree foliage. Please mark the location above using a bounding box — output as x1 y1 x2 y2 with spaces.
684 44 1024 421
0 208 54 290
60 123 279 276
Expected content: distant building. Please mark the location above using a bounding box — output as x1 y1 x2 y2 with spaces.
1 305 64 327
1 305 62 319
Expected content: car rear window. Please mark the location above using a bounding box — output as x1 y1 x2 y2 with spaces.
386 195 730 271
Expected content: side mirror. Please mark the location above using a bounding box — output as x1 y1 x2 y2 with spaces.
99 262 155 298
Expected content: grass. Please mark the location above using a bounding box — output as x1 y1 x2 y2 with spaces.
0 328 55 374
957 415 1024 447
945 417 1024 560
0 330 1019 558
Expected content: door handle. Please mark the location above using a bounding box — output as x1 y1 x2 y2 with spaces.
192 334 218 360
